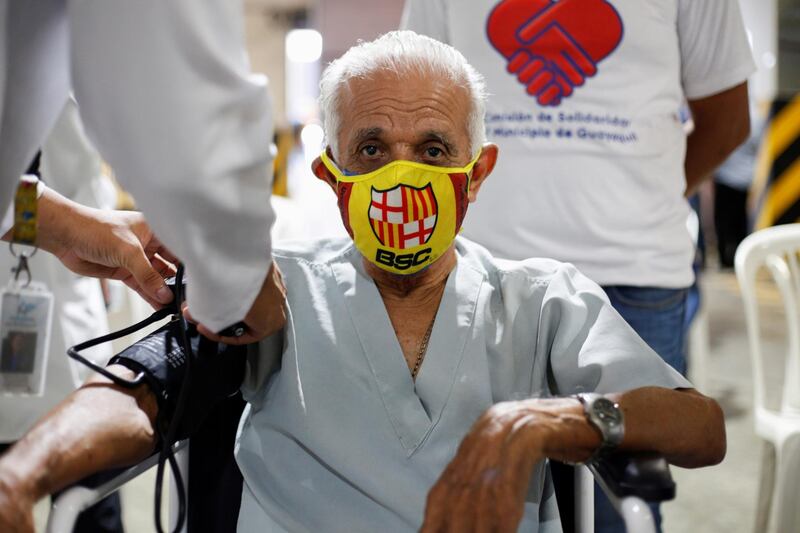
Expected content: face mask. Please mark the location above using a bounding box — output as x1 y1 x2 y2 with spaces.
320 150 480 275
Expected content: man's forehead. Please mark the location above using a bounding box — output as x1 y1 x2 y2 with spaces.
339 70 471 146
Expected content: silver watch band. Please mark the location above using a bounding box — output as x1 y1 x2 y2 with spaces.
575 393 625 460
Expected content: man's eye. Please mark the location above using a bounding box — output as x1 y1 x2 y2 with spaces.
425 147 443 158
361 145 379 157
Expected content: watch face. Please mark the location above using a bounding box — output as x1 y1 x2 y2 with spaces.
594 398 623 427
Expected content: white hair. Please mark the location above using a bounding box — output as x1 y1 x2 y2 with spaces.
319 30 487 158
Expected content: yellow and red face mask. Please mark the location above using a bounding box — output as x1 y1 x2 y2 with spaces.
320 151 480 275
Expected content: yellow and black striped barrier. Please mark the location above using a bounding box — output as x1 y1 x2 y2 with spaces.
272 127 294 198
753 94 800 228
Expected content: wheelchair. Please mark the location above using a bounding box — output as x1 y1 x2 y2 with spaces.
50 275 677 533
47 439 675 533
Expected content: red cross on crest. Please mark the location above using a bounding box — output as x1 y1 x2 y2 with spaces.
369 184 438 249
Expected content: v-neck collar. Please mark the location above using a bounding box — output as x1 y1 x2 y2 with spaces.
332 246 485 455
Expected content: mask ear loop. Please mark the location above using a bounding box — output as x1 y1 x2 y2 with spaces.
452 150 481 234
319 150 346 181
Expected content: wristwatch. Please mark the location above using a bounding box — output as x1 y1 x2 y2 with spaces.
575 393 625 460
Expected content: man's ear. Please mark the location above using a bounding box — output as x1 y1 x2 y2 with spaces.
311 149 338 193
468 143 498 202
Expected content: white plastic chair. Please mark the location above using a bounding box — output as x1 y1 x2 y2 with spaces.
735 223 800 533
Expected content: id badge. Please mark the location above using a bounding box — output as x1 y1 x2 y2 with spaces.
0 280 53 396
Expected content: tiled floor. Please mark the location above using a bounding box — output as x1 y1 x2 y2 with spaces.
33 269 788 532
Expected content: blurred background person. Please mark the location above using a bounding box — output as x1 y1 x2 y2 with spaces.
713 106 765 268
401 1 755 532
0 99 119 531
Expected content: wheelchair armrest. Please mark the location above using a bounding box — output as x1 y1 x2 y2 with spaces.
46 440 189 533
588 452 676 502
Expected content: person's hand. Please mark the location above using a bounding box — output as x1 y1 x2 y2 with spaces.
421 398 597 532
53 209 178 308
0 469 35 533
421 401 545 532
32 188 178 308
187 261 287 345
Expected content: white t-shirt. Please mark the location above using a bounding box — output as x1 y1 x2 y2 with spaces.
402 0 755 287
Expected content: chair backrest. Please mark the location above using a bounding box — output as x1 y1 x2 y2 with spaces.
735 223 800 415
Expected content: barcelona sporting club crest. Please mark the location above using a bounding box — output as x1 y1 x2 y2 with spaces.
369 184 438 249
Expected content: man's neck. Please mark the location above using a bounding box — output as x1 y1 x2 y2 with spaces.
363 246 456 303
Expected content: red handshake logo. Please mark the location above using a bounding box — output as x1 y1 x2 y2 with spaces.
487 0 623 106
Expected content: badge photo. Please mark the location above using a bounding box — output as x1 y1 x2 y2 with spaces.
0 281 54 396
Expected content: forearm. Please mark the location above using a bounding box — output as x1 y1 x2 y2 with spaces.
611 386 725 467
684 125 745 196
422 386 725 530
1 185 92 254
684 82 750 196
33 186 87 254
536 387 725 468
0 365 158 502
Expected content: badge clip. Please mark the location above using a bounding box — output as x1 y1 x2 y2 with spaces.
9 245 35 288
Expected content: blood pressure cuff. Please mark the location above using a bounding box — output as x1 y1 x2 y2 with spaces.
108 318 248 441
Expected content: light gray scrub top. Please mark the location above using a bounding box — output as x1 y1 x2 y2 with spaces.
235 237 691 532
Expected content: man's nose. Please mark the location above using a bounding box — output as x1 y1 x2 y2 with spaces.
389 144 417 162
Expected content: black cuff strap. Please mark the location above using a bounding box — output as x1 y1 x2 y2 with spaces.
109 318 248 442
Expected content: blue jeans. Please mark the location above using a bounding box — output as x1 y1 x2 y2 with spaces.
593 285 689 533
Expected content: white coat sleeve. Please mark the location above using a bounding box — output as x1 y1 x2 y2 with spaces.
0 0 70 228
67 0 275 332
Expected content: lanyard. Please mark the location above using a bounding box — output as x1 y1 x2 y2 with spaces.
10 176 40 286
1 177 51 397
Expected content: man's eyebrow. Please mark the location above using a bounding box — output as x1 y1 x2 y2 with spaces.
420 131 459 156
351 127 384 145
349 127 461 155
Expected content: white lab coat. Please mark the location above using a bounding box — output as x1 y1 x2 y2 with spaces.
0 100 112 442
0 0 275 332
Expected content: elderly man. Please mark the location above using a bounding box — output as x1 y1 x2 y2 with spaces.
0 31 723 532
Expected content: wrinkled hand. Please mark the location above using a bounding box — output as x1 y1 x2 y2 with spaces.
0 471 35 533
421 398 596 532
187 261 287 345
421 402 545 532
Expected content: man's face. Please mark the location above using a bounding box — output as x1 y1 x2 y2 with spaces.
311 65 498 276
10 334 23 352
334 70 474 171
